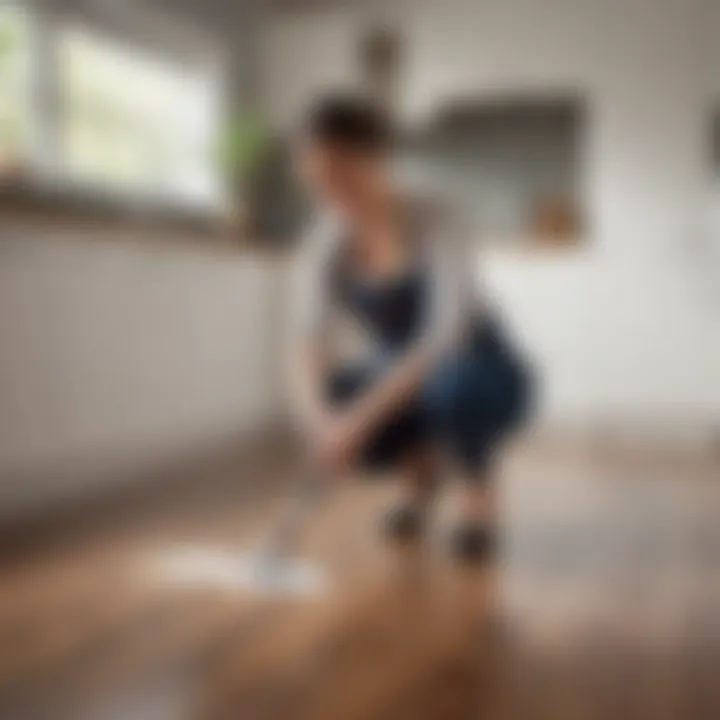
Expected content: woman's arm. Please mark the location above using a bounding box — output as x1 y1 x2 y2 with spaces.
345 210 474 436
286 216 338 429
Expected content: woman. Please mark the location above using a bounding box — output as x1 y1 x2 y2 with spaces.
289 94 532 561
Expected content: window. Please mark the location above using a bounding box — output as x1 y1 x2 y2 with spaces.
59 27 223 208
0 5 32 172
0 6 225 211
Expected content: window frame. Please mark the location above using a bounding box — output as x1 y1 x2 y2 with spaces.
0 3 228 220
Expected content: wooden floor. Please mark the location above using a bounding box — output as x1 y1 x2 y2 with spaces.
0 443 719 720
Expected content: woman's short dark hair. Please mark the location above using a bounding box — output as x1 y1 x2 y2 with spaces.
303 93 392 154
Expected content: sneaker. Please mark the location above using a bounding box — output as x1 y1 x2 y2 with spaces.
450 523 496 562
383 502 426 540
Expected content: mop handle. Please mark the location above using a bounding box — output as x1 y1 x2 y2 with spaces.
259 459 329 558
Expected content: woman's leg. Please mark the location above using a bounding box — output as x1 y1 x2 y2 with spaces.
385 444 440 539
462 470 496 525
452 465 499 559
403 444 439 504
422 349 530 561
327 362 440 538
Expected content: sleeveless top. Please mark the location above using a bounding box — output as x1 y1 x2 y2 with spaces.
291 195 477 359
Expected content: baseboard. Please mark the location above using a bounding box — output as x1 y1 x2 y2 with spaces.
525 417 720 457
0 421 293 533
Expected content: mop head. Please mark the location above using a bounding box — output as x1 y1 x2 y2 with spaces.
148 466 330 597
234 552 329 596
148 545 329 598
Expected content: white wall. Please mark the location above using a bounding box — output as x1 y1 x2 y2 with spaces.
0 227 285 515
0 2 286 517
261 0 720 434
260 8 361 128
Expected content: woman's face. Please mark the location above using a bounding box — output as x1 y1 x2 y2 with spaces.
296 139 387 218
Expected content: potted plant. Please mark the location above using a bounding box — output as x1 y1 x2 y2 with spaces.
216 111 274 243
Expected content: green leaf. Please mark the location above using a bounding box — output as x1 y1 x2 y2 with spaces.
216 112 273 182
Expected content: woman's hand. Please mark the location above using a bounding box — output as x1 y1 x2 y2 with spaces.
307 409 366 476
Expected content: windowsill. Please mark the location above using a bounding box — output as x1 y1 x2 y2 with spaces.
477 235 585 256
0 173 586 259
0 173 239 248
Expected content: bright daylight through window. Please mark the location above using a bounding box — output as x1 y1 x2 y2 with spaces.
0 5 224 210
0 5 32 176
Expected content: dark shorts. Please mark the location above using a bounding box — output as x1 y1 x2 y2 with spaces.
326 325 533 479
